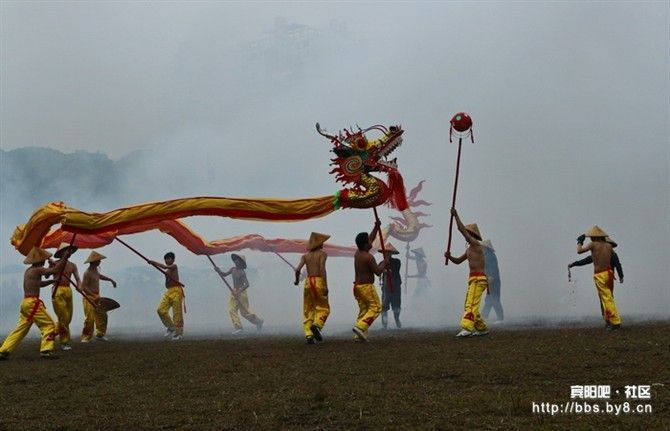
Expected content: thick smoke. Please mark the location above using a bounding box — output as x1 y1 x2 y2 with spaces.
1 3 668 337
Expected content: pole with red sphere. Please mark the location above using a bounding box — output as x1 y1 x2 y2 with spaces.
444 112 474 265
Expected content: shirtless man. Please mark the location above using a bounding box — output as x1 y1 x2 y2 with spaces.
0 247 65 359
51 243 81 350
215 254 264 335
352 221 388 341
576 226 622 329
294 232 331 344
445 208 489 338
150 252 184 340
80 251 117 342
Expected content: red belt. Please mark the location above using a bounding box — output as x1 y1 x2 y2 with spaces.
469 272 486 277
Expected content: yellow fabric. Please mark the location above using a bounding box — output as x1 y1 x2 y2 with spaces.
52 285 73 344
353 283 381 332
82 298 107 340
303 276 330 337
157 286 184 336
594 269 621 325
13 196 337 255
0 297 56 354
460 275 488 332
228 290 262 330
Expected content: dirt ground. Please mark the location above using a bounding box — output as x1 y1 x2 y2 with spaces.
0 323 668 430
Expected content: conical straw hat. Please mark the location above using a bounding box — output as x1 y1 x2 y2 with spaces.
411 247 426 258
23 247 52 264
465 223 482 241
231 253 247 269
605 236 618 248
307 232 330 251
585 225 608 238
378 243 399 254
85 251 106 264
54 242 78 258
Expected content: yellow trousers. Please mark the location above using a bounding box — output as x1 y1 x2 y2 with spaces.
303 276 330 337
82 298 108 340
460 273 488 332
353 283 381 332
157 286 184 336
0 297 56 354
594 269 621 325
228 290 262 330
53 285 73 344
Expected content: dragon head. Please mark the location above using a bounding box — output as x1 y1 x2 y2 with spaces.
315 123 404 187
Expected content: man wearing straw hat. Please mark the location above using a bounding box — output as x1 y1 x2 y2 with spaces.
0 247 66 359
379 243 402 329
568 236 624 285
150 252 185 341
51 242 81 351
352 221 389 342
294 232 331 344
80 251 117 342
576 226 622 329
445 208 489 338
408 247 431 297
216 254 264 335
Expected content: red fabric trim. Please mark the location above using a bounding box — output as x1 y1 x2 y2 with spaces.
469 272 486 277
308 276 318 301
26 298 44 322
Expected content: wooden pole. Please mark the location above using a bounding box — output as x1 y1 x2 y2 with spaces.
445 137 463 265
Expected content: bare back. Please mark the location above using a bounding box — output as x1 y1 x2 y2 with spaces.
589 241 613 272
354 250 379 284
466 243 486 273
303 250 327 277
56 261 78 286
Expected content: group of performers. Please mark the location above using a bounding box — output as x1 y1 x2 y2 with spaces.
0 208 623 358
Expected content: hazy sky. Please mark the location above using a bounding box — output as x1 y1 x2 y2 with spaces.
1 1 668 334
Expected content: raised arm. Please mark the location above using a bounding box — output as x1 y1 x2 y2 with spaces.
99 273 117 288
576 234 591 254
451 208 478 245
445 251 467 265
369 254 388 277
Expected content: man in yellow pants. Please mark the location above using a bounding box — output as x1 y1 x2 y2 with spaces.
352 221 388 342
294 232 331 344
150 252 185 340
80 251 117 342
0 247 65 360
445 208 489 338
216 254 264 335
576 226 622 329
51 242 81 351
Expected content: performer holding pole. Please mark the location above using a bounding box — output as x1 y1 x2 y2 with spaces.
214 254 264 335
352 219 389 342
50 242 81 350
444 112 474 265
148 252 185 340
293 232 331 344
445 207 489 338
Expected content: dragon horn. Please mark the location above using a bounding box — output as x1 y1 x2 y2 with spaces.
315 122 336 140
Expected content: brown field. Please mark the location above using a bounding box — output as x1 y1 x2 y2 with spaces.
0 323 668 430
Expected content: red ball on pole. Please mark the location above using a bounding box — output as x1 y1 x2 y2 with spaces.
449 112 474 143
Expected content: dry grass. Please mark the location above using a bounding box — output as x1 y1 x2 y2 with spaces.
0 323 668 430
